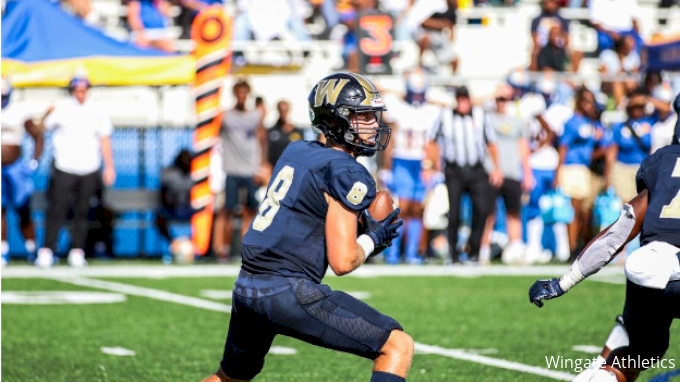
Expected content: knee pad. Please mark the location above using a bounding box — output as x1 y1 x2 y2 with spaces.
625 242 678 289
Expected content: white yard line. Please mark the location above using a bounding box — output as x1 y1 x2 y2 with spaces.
415 343 576 381
47 274 575 381
1 264 626 280
48 275 231 313
572 345 603 354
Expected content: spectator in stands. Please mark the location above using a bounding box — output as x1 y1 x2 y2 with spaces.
337 0 380 72
380 0 413 41
267 100 304 167
525 86 573 263
217 79 266 260
233 0 310 42
303 0 340 40
126 0 175 52
588 0 642 54
407 0 459 74
643 71 678 151
1 78 44 267
426 86 503 265
480 85 534 264
536 25 580 73
380 67 441 265
36 77 116 268
606 88 670 202
530 0 569 71
555 87 607 255
599 35 641 108
156 149 194 242
177 0 223 39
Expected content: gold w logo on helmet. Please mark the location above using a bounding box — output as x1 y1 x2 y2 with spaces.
313 78 350 107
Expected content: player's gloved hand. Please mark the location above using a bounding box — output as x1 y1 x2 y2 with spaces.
528 278 565 308
362 208 403 252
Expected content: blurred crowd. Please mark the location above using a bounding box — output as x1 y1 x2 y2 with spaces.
3 0 680 267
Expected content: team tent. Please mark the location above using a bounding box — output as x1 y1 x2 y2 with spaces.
1 0 194 87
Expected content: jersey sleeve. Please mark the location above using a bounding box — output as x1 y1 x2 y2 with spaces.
328 160 376 212
636 152 659 193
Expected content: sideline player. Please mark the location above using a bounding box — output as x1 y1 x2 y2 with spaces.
379 67 441 264
528 93 680 382
202 72 414 382
1 78 44 266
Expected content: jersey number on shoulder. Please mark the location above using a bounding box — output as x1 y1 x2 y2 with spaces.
660 159 680 219
253 165 295 232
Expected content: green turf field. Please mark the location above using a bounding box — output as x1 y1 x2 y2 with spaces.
2 266 679 382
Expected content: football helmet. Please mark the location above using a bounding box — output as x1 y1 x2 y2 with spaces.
308 72 390 157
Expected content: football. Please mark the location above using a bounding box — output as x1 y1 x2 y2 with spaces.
365 190 397 222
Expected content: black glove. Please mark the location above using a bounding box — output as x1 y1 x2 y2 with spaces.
528 278 565 308
361 208 403 256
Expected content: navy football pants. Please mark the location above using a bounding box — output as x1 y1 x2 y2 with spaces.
220 270 403 380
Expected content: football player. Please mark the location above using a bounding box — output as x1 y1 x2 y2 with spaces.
528 92 680 382
379 67 441 265
1 78 44 266
202 73 413 382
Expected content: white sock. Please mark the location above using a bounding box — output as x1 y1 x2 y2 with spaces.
553 222 570 260
24 239 36 254
605 322 629 350
526 218 544 255
1 241 9 256
479 245 490 263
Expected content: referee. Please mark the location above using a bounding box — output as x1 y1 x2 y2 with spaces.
35 77 116 268
425 86 503 264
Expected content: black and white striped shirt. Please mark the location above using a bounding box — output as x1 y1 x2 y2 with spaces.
429 107 496 167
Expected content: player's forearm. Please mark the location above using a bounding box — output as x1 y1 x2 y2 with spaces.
100 137 115 169
487 143 501 171
519 139 531 175
559 204 638 291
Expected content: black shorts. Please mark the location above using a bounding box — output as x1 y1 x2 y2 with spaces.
621 279 680 365
225 175 259 211
219 270 402 380
493 179 522 215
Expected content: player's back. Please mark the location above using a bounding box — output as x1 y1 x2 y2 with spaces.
241 140 376 283
637 144 680 247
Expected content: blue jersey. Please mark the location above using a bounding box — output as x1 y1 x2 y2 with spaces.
611 117 655 165
636 145 680 248
560 114 607 166
241 140 376 283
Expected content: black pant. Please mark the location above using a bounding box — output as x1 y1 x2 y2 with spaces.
445 163 494 262
619 279 680 368
45 167 100 252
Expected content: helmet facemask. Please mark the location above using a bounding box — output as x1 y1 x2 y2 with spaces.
336 106 391 157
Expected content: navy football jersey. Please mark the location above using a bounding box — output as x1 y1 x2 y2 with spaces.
241 140 376 283
636 145 680 248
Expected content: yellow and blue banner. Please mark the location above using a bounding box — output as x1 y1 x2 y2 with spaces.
1 0 193 86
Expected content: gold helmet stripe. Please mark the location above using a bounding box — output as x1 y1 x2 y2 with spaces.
313 78 350 107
